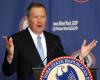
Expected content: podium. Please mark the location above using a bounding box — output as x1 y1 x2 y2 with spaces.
32 67 98 80
32 67 43 80
89 67 98 80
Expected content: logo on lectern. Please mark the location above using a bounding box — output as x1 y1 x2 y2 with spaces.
40 56 93 80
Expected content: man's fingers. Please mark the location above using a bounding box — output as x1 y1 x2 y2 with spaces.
3 36 13 46
89 39 98 49
82 39 86 47
89 39 95 49
9 37 13 44
93 40 98 48
95 40 98 44
3 36 8 44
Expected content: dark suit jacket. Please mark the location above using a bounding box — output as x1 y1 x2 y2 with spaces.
2 28 66 80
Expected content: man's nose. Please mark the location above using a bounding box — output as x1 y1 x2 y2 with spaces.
37 17 42 23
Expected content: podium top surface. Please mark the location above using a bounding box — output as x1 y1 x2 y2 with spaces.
32 67 44 71
88 67 98 70
32 67 98 70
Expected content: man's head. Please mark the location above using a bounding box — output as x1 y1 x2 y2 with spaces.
26 2 47 17
26 2 47 35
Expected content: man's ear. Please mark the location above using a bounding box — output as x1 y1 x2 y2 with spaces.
26 16 29 24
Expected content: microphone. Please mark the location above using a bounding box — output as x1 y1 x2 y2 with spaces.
38 43 57 67
38 42 67 67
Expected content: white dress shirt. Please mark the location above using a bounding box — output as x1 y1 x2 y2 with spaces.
28 27 47 64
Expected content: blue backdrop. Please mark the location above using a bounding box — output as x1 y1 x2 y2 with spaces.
0 0 100 80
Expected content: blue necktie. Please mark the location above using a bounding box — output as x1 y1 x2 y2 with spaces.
37 36 46 66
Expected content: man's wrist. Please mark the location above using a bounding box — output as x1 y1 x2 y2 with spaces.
79 54 84 61
7 60 12 64
7 54 13 64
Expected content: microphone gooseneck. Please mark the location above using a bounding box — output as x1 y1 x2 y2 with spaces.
38 43 57 67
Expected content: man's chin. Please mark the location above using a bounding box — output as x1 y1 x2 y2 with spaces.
35 31 43 35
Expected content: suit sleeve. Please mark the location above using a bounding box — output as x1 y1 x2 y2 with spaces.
2 37 19 76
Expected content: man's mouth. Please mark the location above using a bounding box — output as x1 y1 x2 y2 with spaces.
37 25 42 28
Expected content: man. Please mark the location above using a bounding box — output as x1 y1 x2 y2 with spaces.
2 2 98 80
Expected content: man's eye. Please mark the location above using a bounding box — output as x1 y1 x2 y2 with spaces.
42 16 46 18
33 16 37 18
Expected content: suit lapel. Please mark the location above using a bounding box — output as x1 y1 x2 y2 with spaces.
43 31 55 63
23 29 55 66
23 28 44 67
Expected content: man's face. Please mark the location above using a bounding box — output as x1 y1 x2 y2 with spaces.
27 7 46 35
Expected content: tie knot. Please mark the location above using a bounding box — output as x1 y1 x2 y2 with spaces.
37 36 41 40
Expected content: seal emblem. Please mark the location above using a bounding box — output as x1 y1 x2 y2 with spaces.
19 16 29 31
40 56 93 80
71 50 96 67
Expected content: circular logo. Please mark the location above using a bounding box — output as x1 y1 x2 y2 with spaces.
19 16 29 31
40 56 93 80
71 50 96 67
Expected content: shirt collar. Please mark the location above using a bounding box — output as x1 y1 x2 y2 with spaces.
28 27 44 40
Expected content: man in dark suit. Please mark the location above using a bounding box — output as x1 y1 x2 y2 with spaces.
2 2 97 80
